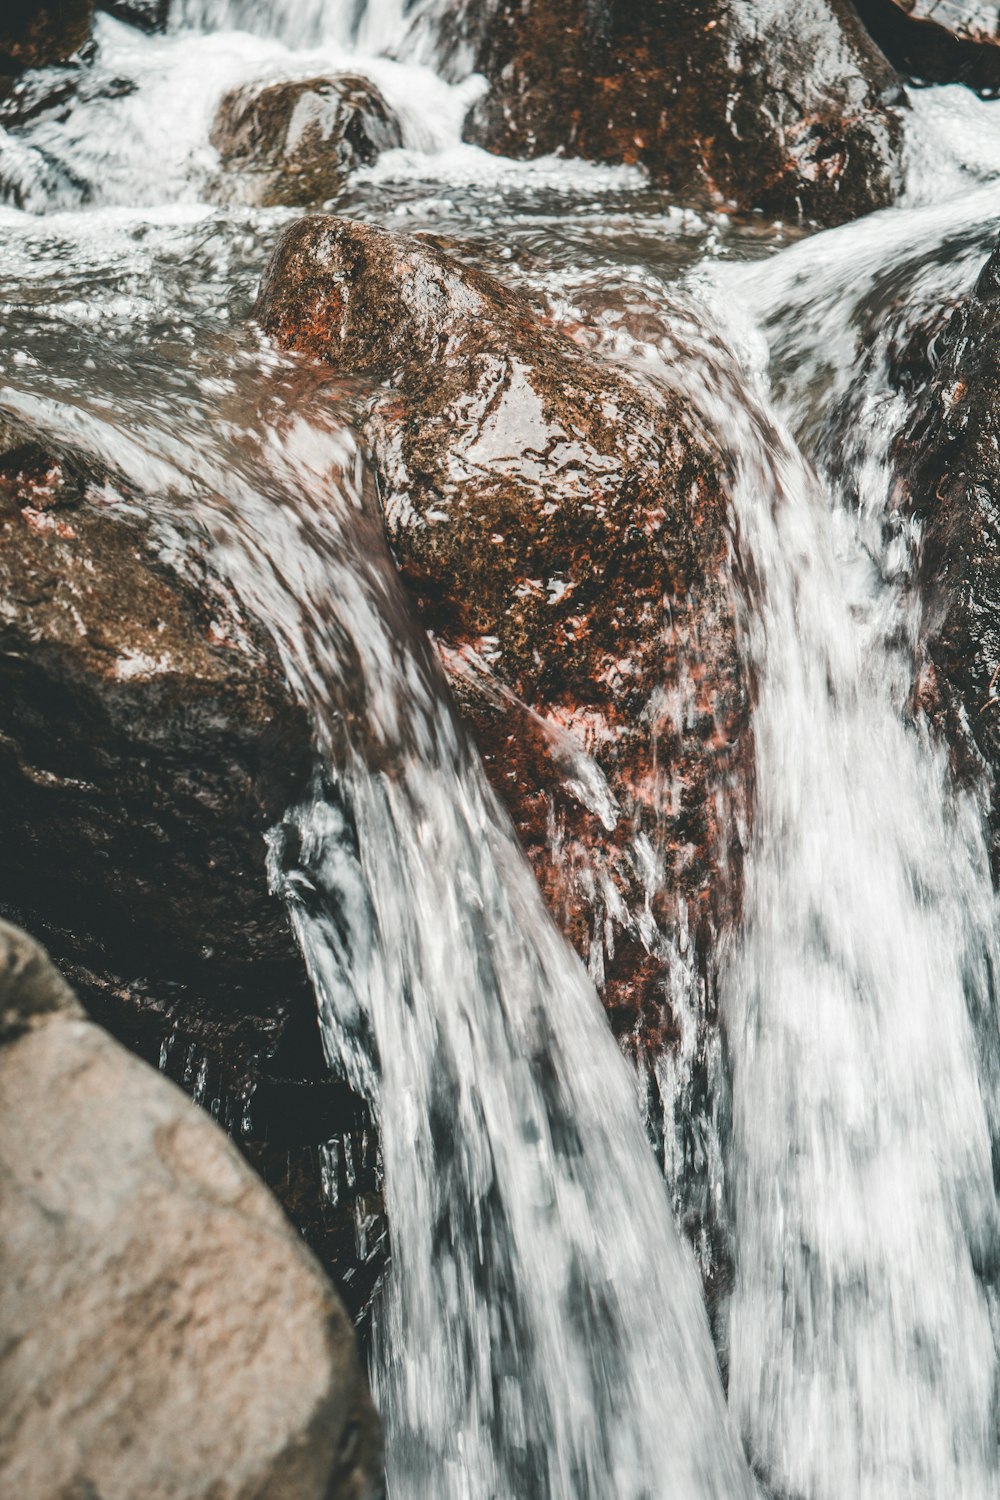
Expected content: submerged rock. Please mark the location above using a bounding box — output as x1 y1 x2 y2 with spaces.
0 424 385 1311
0 918 381 1500
893 237 1000 871
455 0 903 226
211 74 402 208
255 216 750 1067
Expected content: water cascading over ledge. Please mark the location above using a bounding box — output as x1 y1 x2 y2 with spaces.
2 0 1000 1497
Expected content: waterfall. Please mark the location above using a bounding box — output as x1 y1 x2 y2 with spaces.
172 0 418 55
3 5 1000 1496
0 326 757 1498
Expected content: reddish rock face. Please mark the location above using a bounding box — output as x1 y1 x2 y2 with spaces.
211 74 402 208
893 238 1000 873
454 0 904 226
256 215 751 1062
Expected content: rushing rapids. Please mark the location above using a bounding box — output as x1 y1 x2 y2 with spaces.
2 3 1000 1499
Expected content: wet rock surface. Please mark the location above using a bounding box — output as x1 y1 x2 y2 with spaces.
893 237 1000 871
855 0 1000 93
0 918 381 1500
0 0 93 78
0 423 385 1310
255 215 751 1069
99 0 171 31
211 74 402 208
0 0 94 132
456 0 904 226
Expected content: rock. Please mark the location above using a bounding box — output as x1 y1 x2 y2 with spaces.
0 0 93 77
454 0 903 226
211 74 402 208
0 423 386 1312
255 215 750 1069
854 0 1000 93
0 0 94 129
0 427 310 1075
99 0 171 31
892 237 1000 869
0 918 381 1500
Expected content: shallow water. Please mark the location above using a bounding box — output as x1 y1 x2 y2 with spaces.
3 6 1000 1498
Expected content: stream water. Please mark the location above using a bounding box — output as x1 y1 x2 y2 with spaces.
2 6 1000 1498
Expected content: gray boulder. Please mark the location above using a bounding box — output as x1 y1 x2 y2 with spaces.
0 919 382 1500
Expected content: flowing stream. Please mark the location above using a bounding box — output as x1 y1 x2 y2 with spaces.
2 5 1000 1498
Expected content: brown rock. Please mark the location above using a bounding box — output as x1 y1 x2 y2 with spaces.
0 0 92 76
0 422 386 1310
0 918 381 1500
452 0 903 226
255 215 750 1067
211 74 402 208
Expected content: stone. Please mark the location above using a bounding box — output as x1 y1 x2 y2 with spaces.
211 74 402 208
0 0 93 77
254 215 751 1068
0 918 381 1500
452 0 904 226
0 422 385 1311
892 236 1000 871
854 0 1000 93
99 0 171 31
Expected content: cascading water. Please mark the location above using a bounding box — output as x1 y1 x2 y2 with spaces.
3 3 1000 1498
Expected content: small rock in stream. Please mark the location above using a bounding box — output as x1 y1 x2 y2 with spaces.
0 917 381 1500
211 74 402 208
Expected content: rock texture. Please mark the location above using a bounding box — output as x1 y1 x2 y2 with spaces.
255 216 750 1066
0 0 92 77
855 0 1000 92
0 918 381 1500
211 74 402 208
454 0 904 226
893 237 1000 870
99 0 171 31
0 423 384 1312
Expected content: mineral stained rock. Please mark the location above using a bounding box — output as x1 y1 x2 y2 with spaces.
0 918 381 1500
255 215 751 1066
457 0 905 226
211 74 402 208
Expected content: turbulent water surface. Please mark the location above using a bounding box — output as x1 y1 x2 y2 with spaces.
3 5 1000 1498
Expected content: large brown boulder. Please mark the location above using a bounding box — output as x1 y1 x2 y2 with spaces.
0 918 381 1500
254 216 750 1070
892 237 1000 870
453 0 903 226
0 422 386 1311
211 75 402 208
